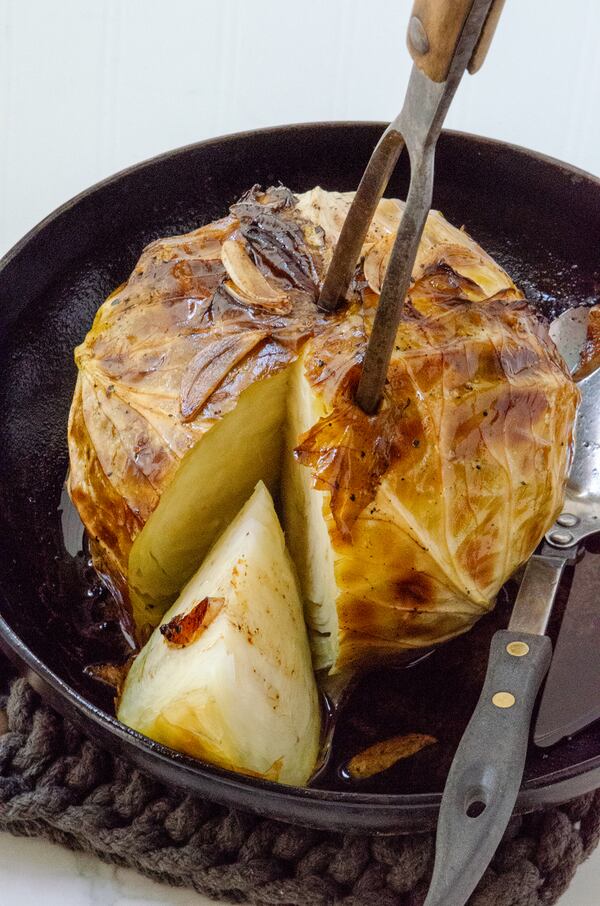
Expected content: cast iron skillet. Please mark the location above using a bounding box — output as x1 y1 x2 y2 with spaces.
1 123 599 833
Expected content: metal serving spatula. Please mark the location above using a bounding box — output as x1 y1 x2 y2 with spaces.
424 343 600 906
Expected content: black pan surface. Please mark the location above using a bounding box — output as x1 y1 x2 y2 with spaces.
0 123 599 833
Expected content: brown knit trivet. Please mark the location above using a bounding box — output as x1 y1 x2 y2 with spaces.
0 665 598 905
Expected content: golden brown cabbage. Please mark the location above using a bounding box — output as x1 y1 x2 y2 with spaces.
68 186 578 669
288 295 577 672
68 186 332 622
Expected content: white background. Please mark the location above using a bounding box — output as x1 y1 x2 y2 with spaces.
0 1 599 903
1 0 600 256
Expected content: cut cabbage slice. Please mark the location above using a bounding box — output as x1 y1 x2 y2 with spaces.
128 369 289 630
282 356 339 670
118 481 321 786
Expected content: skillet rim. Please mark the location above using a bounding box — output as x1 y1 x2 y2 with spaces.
1 121 599 833
2 120 598 269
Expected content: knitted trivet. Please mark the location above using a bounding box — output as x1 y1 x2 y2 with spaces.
0 665 598 905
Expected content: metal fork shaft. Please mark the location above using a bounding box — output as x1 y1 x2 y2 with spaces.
317 0 495 415
356 148 434 413
318 129 404 312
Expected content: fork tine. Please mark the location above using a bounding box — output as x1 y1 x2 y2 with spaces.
317 126 404 312
355 145 435 413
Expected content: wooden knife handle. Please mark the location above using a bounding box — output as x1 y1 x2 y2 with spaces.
407 0 505 83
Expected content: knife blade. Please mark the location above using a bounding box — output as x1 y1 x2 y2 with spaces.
535 306 600 746
535 542 600 747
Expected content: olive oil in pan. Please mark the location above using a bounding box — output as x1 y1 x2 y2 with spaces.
58 486 134 706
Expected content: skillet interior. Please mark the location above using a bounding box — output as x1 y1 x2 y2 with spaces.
0 123 599 832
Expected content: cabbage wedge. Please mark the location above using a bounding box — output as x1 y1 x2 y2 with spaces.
117 482 321 785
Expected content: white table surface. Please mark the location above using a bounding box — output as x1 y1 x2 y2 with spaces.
0 828 598 904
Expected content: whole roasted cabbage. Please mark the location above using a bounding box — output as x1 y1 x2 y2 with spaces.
68 186 578 673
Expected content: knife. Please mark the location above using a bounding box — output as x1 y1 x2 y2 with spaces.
535 544 600 747
424 351 600 905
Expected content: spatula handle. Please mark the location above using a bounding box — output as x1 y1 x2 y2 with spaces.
424 629 552 906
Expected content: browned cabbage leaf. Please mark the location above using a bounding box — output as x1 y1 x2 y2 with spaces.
68 186 579 671
292 292 577 670
68 186 332 612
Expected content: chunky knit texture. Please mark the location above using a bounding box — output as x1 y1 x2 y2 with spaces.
0 662 598 905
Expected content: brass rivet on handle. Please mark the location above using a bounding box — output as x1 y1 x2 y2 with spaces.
492 692 516 709
408 16 430 55
507 641 530 657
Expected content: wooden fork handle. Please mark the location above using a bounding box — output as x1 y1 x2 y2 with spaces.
407 0 505 83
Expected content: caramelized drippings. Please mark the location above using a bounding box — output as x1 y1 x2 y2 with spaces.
160 597 225 648
346 732 438 780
